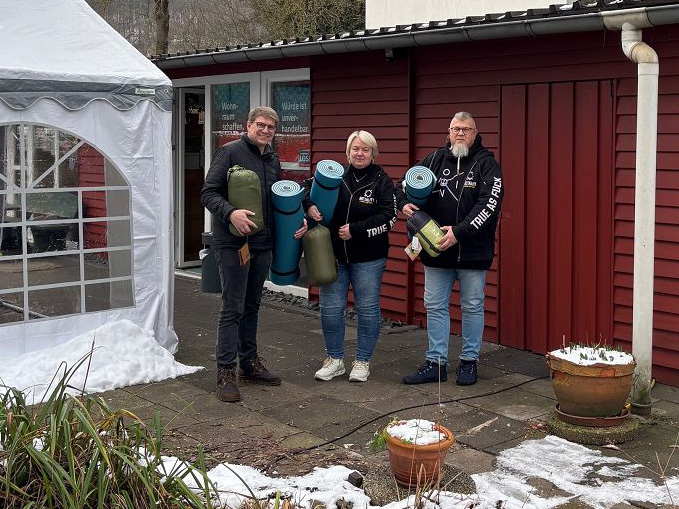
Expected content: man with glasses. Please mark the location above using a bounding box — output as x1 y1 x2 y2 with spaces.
396 111 503 386
201 106 306 402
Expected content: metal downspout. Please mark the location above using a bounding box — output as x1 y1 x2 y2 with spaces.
603 13 659 415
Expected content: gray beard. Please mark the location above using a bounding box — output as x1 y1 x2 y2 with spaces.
451 143 469 158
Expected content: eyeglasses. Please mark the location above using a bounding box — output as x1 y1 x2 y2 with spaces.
449 127 476 135
253 121 276 132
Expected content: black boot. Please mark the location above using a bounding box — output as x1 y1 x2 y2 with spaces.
239 357 281 385
456 360 478 386
402 360 447 384
216 367 240 402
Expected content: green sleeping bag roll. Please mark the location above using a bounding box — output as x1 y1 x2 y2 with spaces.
227 165 263 237
302 224 338 286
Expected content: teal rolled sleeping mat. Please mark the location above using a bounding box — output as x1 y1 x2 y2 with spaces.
404 165 436 207
309 159 344 226
270 180 305 285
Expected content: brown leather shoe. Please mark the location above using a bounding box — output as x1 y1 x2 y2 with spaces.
216 367 240 402
239 357 281 385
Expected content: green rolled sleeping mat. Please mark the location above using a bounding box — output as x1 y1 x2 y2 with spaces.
227 165 263 237
302 224 338 286
406 210 445 258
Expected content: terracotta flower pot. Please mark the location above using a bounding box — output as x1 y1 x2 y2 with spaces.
546 353 636 418
383 424 455 488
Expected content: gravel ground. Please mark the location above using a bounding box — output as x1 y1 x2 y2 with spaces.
262 289 407 330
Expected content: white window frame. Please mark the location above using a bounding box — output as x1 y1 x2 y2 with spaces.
173 69 309 236
0 123 135 324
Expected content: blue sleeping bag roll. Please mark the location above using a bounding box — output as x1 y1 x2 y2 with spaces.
310 159 344 225
404 165 436 207
270 180 305 286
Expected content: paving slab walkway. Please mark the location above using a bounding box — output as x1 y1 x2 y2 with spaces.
99 276 679 506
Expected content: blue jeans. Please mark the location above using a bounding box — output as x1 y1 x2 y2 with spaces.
214 248 272 369
424 266 487 364
319 259 386 362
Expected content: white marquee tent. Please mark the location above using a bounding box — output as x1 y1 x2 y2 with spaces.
0 0 177 354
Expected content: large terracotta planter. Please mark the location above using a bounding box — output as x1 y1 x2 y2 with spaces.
546 353 636 418
383 424 455 488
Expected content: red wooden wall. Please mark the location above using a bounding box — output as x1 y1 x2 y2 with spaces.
309 51 411 317
308 27 679 384
167 24 679 384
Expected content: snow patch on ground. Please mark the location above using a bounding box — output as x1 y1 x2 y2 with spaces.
158 436 679 509
0 319 203 403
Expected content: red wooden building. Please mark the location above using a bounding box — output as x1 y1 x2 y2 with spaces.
156 0 679 385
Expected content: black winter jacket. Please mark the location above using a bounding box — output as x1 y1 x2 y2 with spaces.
200 134 280 250
395 135 503 270
304 163 397 264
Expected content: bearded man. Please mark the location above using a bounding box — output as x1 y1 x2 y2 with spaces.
396 112 504 386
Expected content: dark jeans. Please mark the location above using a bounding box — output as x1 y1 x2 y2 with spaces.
214 247 272 369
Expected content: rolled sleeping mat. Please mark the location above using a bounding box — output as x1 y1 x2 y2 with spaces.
302 224 338 286
270 180 305 285
227 165 263 237
310 159 344 225
406 210 445 258
404 165 436 207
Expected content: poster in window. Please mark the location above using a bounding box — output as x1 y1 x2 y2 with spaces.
271 81 310 183
211 83 250 153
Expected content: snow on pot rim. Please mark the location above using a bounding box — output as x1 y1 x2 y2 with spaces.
384 419 447 446
548 345 634 367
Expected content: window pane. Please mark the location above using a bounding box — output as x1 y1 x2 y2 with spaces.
26 191 79 221
29 224 78 253
271 80 311 184
84 249 131 280
82 189 130 219
0 292 23 324
0 260 23 290
0 124 22 190
0 226 23 256
211 82 249 154
85 279 134 312
1 192 22 222
83 220 130 249
28 285 80 318
28 125 57 188
0 123 134 326
28 254 80 287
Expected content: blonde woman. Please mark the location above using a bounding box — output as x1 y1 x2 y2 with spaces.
305 130 397 382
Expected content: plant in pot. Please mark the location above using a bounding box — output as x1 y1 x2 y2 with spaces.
546 343 636 420
380 418 455 488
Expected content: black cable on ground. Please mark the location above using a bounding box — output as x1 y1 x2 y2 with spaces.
304 372 551 452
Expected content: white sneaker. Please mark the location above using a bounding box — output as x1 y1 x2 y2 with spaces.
315 357 345 381
349 360 370 382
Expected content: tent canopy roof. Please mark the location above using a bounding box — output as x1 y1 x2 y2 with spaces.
0 0 171 111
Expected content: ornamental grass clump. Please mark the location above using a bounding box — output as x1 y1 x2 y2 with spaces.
0 358 215 508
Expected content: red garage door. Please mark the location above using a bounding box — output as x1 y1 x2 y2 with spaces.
499 80 614 353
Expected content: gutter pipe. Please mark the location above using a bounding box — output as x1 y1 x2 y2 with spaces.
602 11 659 415
154 5 679 69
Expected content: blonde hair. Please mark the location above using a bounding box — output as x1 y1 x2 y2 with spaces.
346 130 379 162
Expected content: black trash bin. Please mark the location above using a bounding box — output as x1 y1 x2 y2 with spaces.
200 232 222 294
